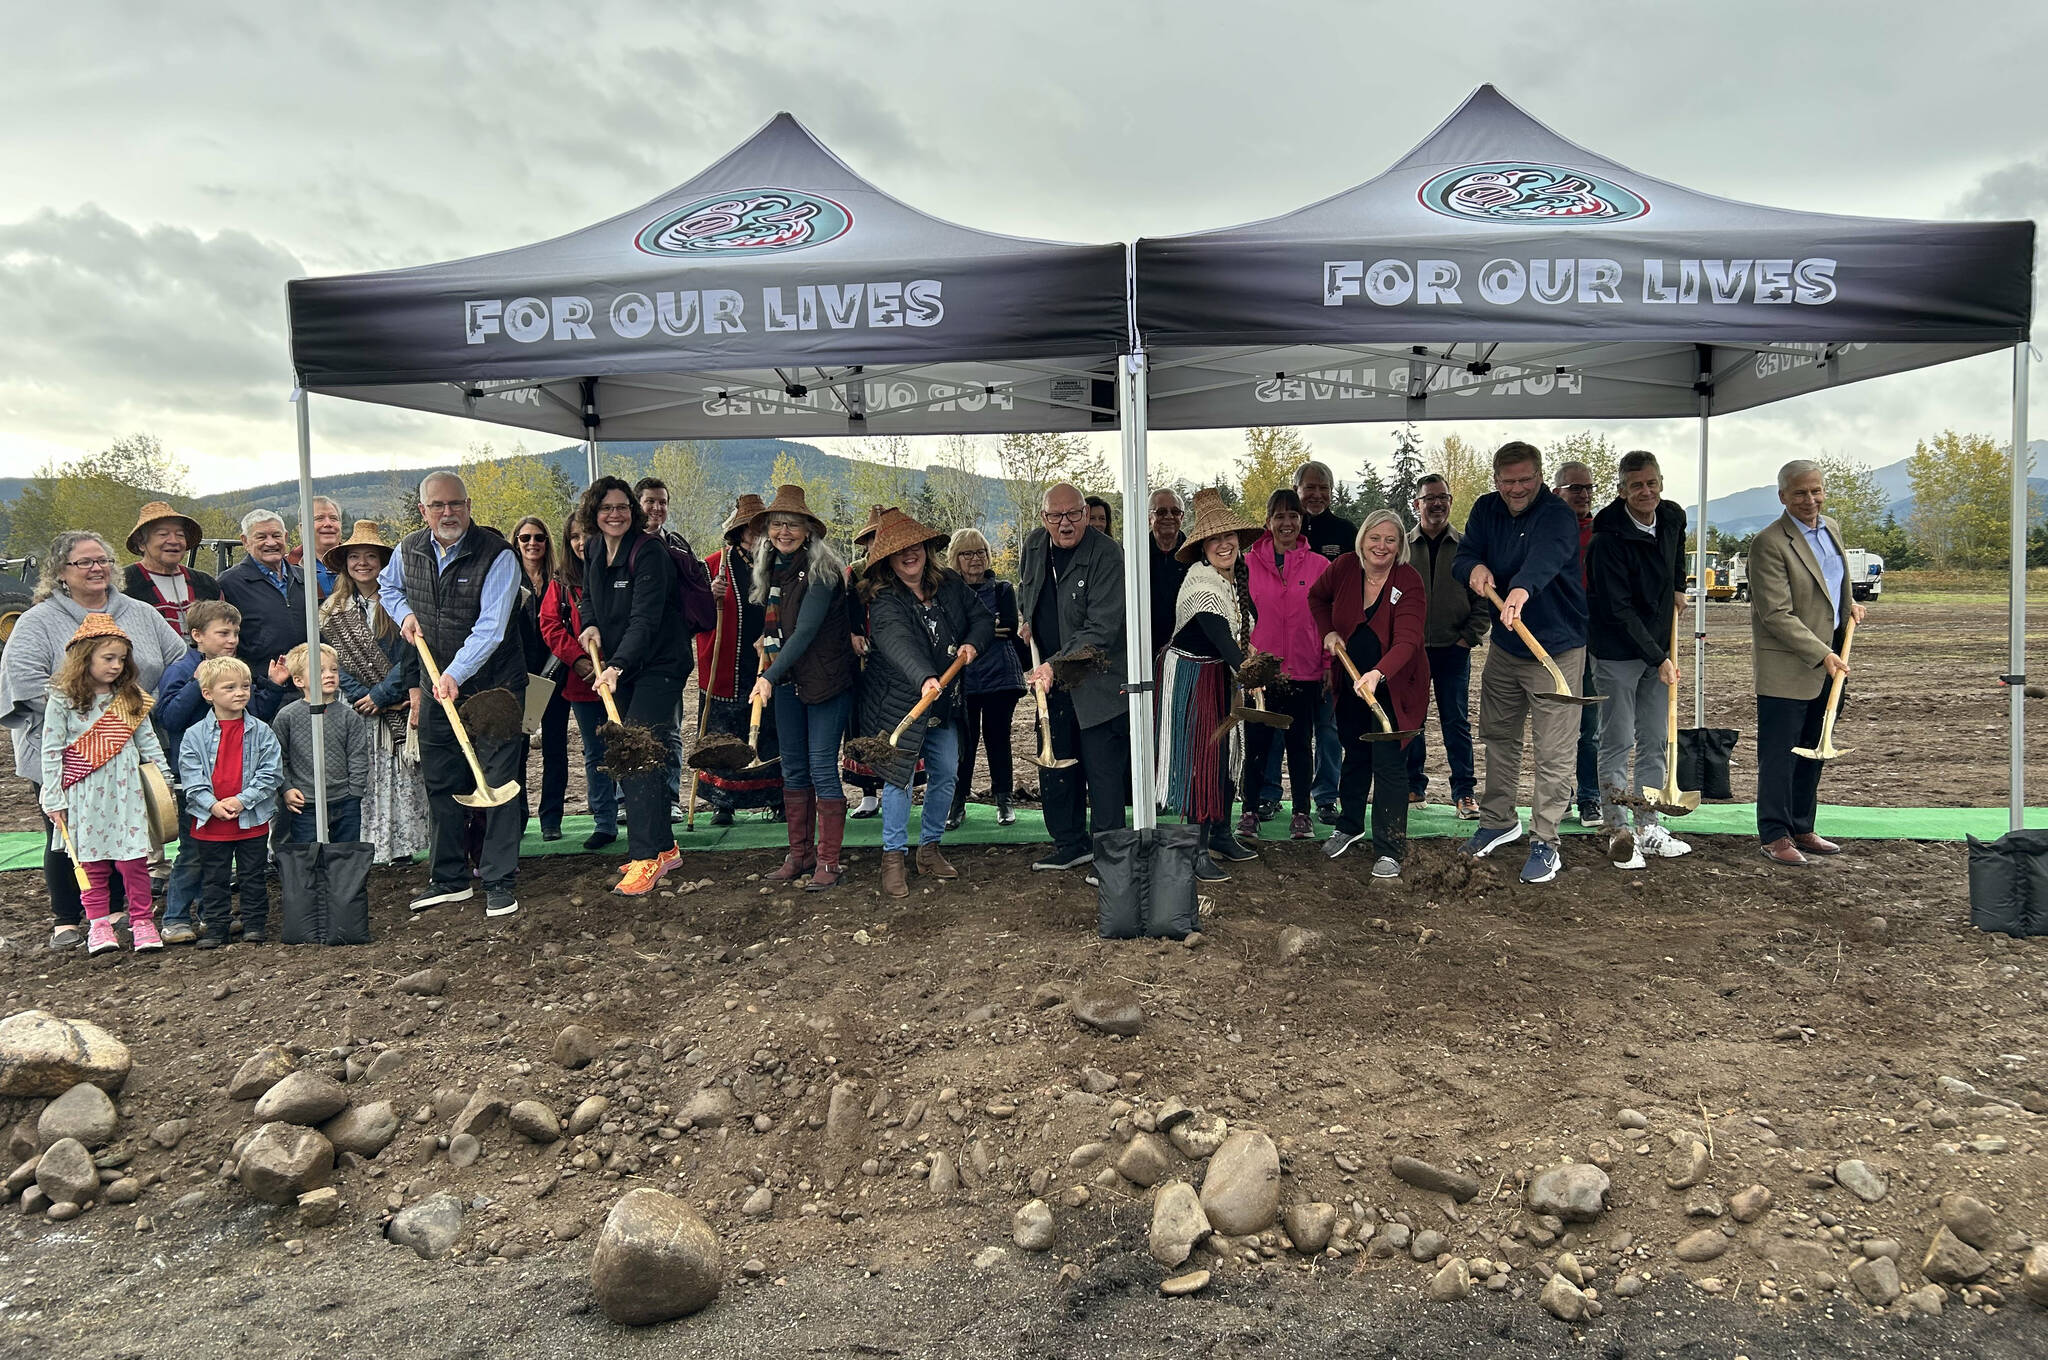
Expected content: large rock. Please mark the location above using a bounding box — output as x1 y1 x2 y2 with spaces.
1848 1255 1902 1306
679 1087 735 1129
1284 1202 1337 1254
1013 1199 1055 1251
387 1192 465 1260
34 1137 98 1207
450 1091 505 1138
37 1082 118 1150
254 1070 350 1126
227 1044 297 1101
589 1188 722 1325
566 1095 608 1136
507 1100 561 1143
1070 985 1144 1037
2020 1244 2048 1307
1921 1226 1988 1285
0 1010 131 1097
1168 1112 1228 1160
1539 1272 1590 1322
1389 1154 1480 1203
321 1102 399 1157
236 1123 334 1205
1426 1258 1472 1302
1200 1130 1280 1235
1674 1228 1730 1263
1149 1180 1211 1266
1938 1193 2006 1251
1728 1184 1774 1224
1115 1133 1172 1187
552 1025 602 1069
1525 1164 1609 1223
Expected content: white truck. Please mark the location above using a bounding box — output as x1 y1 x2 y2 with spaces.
1845 548 1884 600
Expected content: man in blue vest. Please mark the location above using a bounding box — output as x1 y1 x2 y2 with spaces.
378 472 527 919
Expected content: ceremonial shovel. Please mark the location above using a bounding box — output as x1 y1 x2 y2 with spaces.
1332 648 1420 743
689 642 771 774
1210 688 1292 744
1792 614 1857 762
847 651 971 765
412 636 521 808
1480 584 1604 706
1027 639 1078 770
1641 609 1699 817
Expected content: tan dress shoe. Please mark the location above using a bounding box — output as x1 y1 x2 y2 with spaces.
1760 837 1809 866
1793 833 1841 855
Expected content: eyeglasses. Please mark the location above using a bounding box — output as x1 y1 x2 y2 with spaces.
423 499 469 513
1152 507 1183 517
1043 508 1085 524
1558 483 1593 494
596 502 633 515
1416 495 1452 506
65 557 114 570
516 533 548 543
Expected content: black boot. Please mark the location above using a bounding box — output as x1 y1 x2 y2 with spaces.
996 797 1015 826
1208 821 1258 862
944 786 967 832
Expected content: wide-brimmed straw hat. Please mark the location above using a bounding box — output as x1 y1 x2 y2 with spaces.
323 520 394 574
853 503 894 547
861 509 950 572
125 502 203 555
1175 488 1261 563
67 612 130 649
723 494 767 538
750 484 828 540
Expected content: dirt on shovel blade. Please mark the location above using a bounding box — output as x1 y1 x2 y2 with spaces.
844 735 901 768
597 721 665 777
455 687 524 743
1237 648 1283 691
687 734 755 772
1052 645 1109 691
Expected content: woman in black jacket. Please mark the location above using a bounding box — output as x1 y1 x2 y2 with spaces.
944 526 1024 828
857 510 995 899
574 477 688 896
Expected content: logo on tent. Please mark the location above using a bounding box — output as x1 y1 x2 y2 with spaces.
1419 162 1649 224
636 189 853 257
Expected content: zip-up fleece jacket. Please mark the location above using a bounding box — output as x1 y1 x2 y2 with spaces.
1451 486 1587 660
1586 497 1688 665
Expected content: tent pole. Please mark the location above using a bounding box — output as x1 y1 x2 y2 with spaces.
293 389 329 843
1693 394 1709 728
2011 342 2031 831
1121 351 1157 831
581 377 601 486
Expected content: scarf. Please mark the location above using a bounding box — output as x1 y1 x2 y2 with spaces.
1173 561 1247 650
322 600 407 742
762 549 804 664
60 693 147 791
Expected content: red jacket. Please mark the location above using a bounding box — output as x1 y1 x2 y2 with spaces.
1308 556 1429 738
694 547 747 701
537 580 600 703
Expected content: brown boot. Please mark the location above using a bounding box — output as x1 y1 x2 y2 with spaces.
880 850 908 898
915 843 957 879
806 797 847 891
766 789 816 881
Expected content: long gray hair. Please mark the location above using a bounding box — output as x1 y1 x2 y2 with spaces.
750 518 845 606
34 531 116 604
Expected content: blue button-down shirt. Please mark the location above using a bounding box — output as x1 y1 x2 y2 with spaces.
254 559 293 599
1798 518 1846 629
376 534 519 687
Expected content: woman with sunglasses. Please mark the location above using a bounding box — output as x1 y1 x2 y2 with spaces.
576 477 687 896
512 516 570 841
943 527 1023 828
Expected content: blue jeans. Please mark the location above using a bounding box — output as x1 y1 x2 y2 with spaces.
1260 688 1341 808
1575 654 1602 807
164 806 201 925
1406 645 1476 801
774 684 852 800
286 797 362 844
570 700 620 832
883 721 959 851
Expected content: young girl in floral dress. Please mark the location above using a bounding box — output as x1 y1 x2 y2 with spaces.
40 613 169 955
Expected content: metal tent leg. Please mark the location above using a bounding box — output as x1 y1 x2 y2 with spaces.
1120 351 1158 831
293 390 329 843
1693 398 1709 728
2011 343 2031 831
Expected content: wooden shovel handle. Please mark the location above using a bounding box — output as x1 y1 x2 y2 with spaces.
890 650 971 743
412 634 490 784
1479 583 1562 667
1028 638 1055 726
1331 645 1395 731
583 639 625 725
54 816 90 892
747 640 768 748
1816 614 1857 732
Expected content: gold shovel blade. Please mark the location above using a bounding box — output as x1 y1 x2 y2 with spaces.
1641 783 1700 814
455 779 522 809
1791 743 1848 761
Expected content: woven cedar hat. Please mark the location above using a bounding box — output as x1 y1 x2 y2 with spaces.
860 509 949 573
1175 487 1261 563
853 503 893 547
750 484 828 539
125 502 204 556
323 520 394 574
67 612 131 649
722 494 767 538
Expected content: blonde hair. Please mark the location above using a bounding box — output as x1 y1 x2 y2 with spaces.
196 655 252 693
947 527 991 570
283 642 340 685
1354 510 1411 567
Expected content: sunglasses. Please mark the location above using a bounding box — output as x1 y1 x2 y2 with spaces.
516 533 548 543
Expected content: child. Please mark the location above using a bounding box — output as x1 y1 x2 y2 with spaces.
272 642 371 843
177 655 283 949
39 614 172 956
153 599 242 945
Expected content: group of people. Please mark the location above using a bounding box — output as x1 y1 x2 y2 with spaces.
0 442 1866 950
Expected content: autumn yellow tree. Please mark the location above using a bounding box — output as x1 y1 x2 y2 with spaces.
1235 427 1312 517
1907 429 2036 568
8 432 190 559
462 443 575 539
1426 432 1492 531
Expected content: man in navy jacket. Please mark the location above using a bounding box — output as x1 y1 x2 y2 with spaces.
1452 442 1588 885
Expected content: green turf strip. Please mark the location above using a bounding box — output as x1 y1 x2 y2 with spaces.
3 801 2043 873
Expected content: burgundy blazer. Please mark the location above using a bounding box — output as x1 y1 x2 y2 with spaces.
1308 555 1429 737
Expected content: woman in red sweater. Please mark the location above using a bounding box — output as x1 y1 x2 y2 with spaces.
1308 509 1429 877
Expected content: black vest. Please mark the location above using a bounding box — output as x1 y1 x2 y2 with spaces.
398 525 528 698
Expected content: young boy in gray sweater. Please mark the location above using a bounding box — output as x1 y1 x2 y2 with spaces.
272 642 371 843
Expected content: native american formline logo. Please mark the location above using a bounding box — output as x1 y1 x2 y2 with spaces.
1419 162 1650 224
636 188 854 257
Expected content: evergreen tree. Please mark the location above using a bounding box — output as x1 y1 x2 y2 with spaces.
1353 465 1388 518
1387 423 1426 515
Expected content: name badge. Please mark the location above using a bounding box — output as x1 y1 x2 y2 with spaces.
1390 586 1403 604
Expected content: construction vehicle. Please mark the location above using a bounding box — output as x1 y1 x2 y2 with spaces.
1845 548 1884 600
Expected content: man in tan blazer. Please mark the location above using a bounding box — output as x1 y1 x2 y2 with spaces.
1749 459 1868 865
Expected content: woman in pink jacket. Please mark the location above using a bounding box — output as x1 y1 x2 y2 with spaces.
1239 487 1330 840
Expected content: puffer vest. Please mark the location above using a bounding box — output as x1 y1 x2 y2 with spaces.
398 525 528 699
770 550 857 705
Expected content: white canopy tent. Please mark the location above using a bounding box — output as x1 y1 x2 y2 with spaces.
1128 85 2036 829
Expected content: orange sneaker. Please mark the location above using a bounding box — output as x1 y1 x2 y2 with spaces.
652 845 682 881
615 859 662 896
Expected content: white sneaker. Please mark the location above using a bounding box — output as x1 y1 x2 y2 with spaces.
1607 829 1644 870
1637 824 1692 858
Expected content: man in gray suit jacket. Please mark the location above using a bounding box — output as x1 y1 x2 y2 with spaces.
1019 482 1129 871
1749 459 1868 866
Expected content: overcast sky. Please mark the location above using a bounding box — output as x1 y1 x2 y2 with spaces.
1 1 2041 504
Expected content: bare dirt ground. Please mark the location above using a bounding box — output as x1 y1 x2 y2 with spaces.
0 600 2044 1357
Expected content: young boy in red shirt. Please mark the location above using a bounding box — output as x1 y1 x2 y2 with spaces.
176 656 284 949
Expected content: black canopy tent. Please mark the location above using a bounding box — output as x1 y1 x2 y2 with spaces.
282 113 1130 838
1132 85 2035 828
